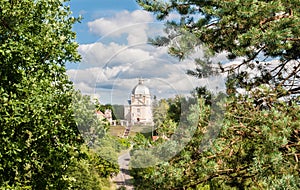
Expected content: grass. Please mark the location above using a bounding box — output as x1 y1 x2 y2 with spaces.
108 124 154 137
108 125 137 137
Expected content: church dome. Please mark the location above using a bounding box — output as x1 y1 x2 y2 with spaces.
132 79 150 95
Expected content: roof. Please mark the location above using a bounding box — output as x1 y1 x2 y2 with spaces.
131 79 150 95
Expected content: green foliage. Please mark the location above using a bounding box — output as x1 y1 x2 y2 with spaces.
136 1 300 189
166 96 182 123
0 1 122 189
117 137 132 149
73 92 108 145
0 77 82 189
117 186 127 190
130 91 300 189
131 133 151 149
156 119 177 138
152 95 199 138
0 0 83 188
138 0 300 61
187 54 219 79
137 0 300 96
65 145 115 190
95 101 124 120
112 104 125 120
152 99 169 129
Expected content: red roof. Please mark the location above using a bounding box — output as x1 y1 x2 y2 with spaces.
152 136 159 141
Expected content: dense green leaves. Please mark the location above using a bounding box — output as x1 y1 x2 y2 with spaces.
65 145 118 190
0 0 83 188
139 0 300 60
135 1 300 189
138 0 300 96
131 92 300 189
0 65 81 189
0 0 124 189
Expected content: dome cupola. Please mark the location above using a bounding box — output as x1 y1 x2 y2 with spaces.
131 79 150 95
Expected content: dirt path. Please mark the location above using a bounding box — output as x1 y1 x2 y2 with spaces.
113 151 134 190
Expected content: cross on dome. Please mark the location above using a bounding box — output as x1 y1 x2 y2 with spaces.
138 78 144 85
132 78 150 95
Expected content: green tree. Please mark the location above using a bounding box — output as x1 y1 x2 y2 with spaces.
0 0 82 188
152 96 198 138
152 99 169 130
112 104 125 120
137 0 300 97
135 1 300 189
64 145 115 190
131 93 300 189
95 103 115 119
70 93 123 189
166 96 182 123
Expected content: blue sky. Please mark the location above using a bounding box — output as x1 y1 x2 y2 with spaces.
66 0 226 105
70 0 140 44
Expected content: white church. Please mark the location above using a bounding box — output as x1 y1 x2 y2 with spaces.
124 79 153 125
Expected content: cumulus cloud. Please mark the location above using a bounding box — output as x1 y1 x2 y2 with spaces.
68 10 226 104
88 10 153 45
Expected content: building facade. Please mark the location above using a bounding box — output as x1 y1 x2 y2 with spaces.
124 79 153 125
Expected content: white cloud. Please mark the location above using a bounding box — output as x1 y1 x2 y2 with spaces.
72 9 296 105
78 42 158 68
68 10 227 104
87 10 154 45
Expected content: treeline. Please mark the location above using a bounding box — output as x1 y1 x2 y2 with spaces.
130 87 300 189
96 103 125 121
0 1 126 189
130 0 300 189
